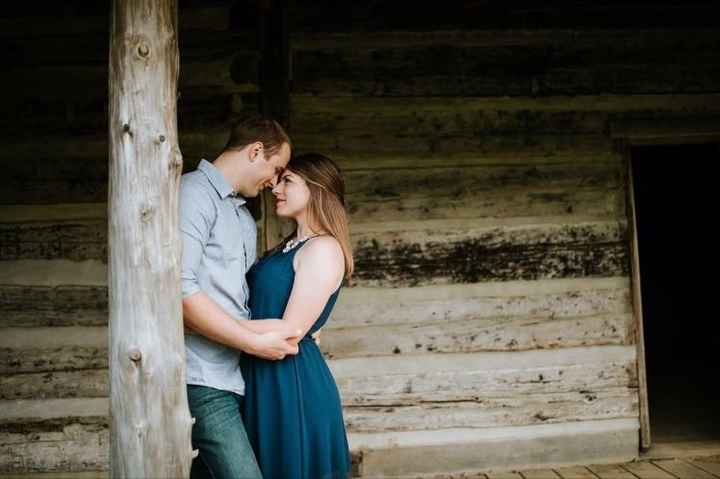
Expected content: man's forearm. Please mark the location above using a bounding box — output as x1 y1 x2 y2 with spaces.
182 291 259 353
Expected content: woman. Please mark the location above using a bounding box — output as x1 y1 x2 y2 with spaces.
239 153 354 479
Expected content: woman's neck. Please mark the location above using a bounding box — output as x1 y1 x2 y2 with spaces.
295 214 322 239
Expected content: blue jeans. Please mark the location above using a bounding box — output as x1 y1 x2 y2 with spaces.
187 385 263 479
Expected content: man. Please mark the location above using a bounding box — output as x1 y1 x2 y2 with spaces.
180 116 298 478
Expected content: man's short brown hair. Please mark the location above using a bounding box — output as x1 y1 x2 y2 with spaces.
223 116 291 155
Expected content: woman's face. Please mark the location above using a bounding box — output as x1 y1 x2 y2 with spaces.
271 169 311 218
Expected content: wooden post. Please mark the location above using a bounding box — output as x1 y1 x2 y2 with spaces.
108 1 192 477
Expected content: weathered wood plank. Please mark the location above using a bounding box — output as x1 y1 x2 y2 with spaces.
0 284 107 328
3 50 258 103
0 380 636 432
0 220 106 262
487 472 524 479
553 466 598 479
291 94 720 119
351 218 629 287
622 461 676 479
0 327 107 374
0 260 106 288
0 132 620 205
291 30 720 51
352 419 639 478
0 370 108 401
0 151 625 219
687 458 720 477
652 460 717 479
292 30 720 97
0 426 109 474
586 463 636 479
0 398 107 426
0 216 629 286
331 277 631 329
520 470 559 479
0 6 234 37
332 345 637 406
2 275 629 332
344 162 624 223
343 388 637 432
321 313 633 359
0 417 639 475
0 273 630 330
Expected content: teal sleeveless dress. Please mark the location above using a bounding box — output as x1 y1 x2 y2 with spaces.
241 238 351 479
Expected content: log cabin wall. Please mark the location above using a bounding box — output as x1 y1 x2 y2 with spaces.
1 1 720 476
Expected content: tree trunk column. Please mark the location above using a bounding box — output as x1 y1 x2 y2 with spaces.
108 1 191 477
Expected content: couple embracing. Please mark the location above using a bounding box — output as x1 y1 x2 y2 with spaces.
180 116 352 479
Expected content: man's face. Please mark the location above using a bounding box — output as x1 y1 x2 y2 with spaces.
246 142 291 197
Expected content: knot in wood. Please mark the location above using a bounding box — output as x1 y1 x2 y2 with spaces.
137 43 150 58
129 349 142 362
140 207 154 222
158 135 166 143
122 124 131 134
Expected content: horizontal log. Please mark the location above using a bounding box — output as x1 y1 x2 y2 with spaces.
0 260 106 288
1 216 629 285
344 162 624 223
0 255 628 326
290 95 720 141
0 370 108 401
0 133 622 205
0 329 635 401
0 420 641 475
292 30 720 96
0 397 108 474
0 270 630 330
0 5 234 37
291 29 720 50
331 277 630 329
330 345 637 405
0 426 108 474
288 2 720 30
0 311 631 378
294 93 720 115
351 217 629 287
0 327 107 374
0 284 107 328
0 220 106 262
1 161 625 260
0 398 107 428
343 388 637 432
321 313 633 359
0 382 636 435
351 418 639 477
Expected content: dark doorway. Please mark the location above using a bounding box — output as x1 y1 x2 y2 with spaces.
631 142 720 444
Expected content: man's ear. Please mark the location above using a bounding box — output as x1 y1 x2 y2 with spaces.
248 142 264 162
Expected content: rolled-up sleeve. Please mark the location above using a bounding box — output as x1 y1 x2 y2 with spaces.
179 180 215 298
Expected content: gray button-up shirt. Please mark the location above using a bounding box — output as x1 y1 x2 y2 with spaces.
180 159 257 395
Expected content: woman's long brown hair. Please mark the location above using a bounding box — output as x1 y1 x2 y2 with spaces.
279 153 354 280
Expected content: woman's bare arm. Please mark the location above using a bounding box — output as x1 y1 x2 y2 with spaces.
280 237 344 337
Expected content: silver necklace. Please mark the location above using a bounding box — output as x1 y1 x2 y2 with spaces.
282 233 318 254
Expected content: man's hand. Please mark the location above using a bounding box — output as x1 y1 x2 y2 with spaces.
248 331 301 360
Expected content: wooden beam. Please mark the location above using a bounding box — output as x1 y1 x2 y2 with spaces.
108 1 191 477
625 152 651 450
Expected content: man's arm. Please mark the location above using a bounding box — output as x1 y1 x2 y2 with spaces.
179 182 298 360
183 292 300 359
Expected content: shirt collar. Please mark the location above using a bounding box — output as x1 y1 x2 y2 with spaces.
197 159 246 205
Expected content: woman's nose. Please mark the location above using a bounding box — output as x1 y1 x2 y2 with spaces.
271 182 282 195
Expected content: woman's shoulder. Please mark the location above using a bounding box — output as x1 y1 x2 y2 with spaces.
295 235 344 272
301 235 342 259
